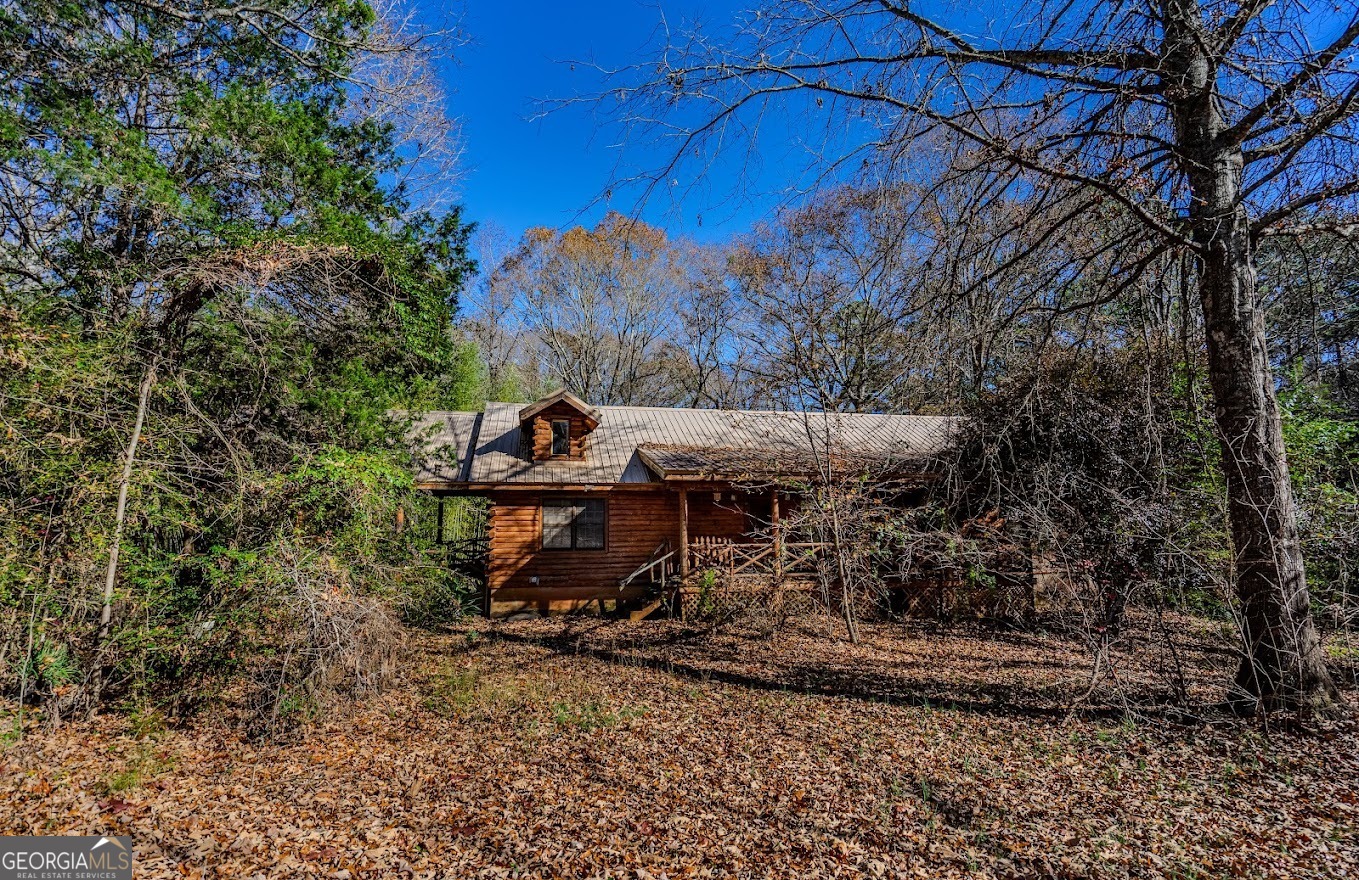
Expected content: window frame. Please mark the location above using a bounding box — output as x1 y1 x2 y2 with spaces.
550 419 571 457
541 497 608 551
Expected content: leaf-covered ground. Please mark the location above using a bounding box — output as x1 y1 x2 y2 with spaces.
4 615 1357 878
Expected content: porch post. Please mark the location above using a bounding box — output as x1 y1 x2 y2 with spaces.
678 487 690 579
771 488 783 581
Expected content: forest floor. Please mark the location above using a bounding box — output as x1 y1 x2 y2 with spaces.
3 612 1357 879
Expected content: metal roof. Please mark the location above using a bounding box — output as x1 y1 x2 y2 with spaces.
635 443 908 480
516 388 601 428
413 399 962 487
410 410 482 483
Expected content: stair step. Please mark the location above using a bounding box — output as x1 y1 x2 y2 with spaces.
627 597 666 621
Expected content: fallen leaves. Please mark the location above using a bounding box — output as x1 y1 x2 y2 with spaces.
1 613 1356 878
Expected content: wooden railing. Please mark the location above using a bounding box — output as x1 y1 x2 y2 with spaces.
686 539 831 579
620 539 833 596
619 542 678 590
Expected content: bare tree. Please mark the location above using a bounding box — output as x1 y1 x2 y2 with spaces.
731 186 923 411
465 222 540 400
611 0 1356 713
729 178 1149 412
486 213 750 404
347 0 467 215
671 241 757 407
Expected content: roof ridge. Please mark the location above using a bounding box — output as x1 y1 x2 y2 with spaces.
479 402 959 419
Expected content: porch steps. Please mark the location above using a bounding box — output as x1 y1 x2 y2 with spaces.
626 596 667 621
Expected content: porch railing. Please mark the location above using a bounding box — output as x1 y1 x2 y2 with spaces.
686 539 831 579
619 541 678 590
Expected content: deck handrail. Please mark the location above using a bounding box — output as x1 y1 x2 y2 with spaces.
622 539 833 590
620 545 678 588
687 540 832 577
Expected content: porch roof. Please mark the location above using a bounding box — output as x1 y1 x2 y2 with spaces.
635 443 897 481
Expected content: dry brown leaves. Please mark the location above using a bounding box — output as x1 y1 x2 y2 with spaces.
2 614 1356 879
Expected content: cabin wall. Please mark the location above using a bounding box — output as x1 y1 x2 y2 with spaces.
685 489 755 538
487 488 680 613
482 485 804 614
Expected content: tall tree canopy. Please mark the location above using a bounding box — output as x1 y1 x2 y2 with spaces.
1 0 466 333
0 0 476 722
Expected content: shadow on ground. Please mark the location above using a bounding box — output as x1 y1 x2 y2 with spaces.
489 613 1234 725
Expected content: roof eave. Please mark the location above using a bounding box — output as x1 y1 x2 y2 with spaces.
516 389 602 429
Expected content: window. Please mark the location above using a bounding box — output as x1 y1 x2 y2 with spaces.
551 419 571 456
542 498 606 550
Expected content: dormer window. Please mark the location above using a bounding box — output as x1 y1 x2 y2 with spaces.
551 419 570 456
519 389 601 462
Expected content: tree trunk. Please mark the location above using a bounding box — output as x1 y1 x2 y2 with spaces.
99 358 157 642
1162 0 1339 714
825 487 859 644
89 356 158 715
1195 212 1339 714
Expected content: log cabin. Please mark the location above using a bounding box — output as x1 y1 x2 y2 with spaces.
412 389 961 616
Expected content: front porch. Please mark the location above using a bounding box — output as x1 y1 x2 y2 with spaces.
614 483 833 619
616 537 833 620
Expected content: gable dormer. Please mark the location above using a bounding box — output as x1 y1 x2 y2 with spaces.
519 390 601 461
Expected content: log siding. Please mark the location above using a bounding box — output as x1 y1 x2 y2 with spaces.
487 488 683 612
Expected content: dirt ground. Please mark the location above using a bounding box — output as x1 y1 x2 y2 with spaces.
3 613 1357 878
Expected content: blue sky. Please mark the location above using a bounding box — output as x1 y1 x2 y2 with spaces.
431 0 778 244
